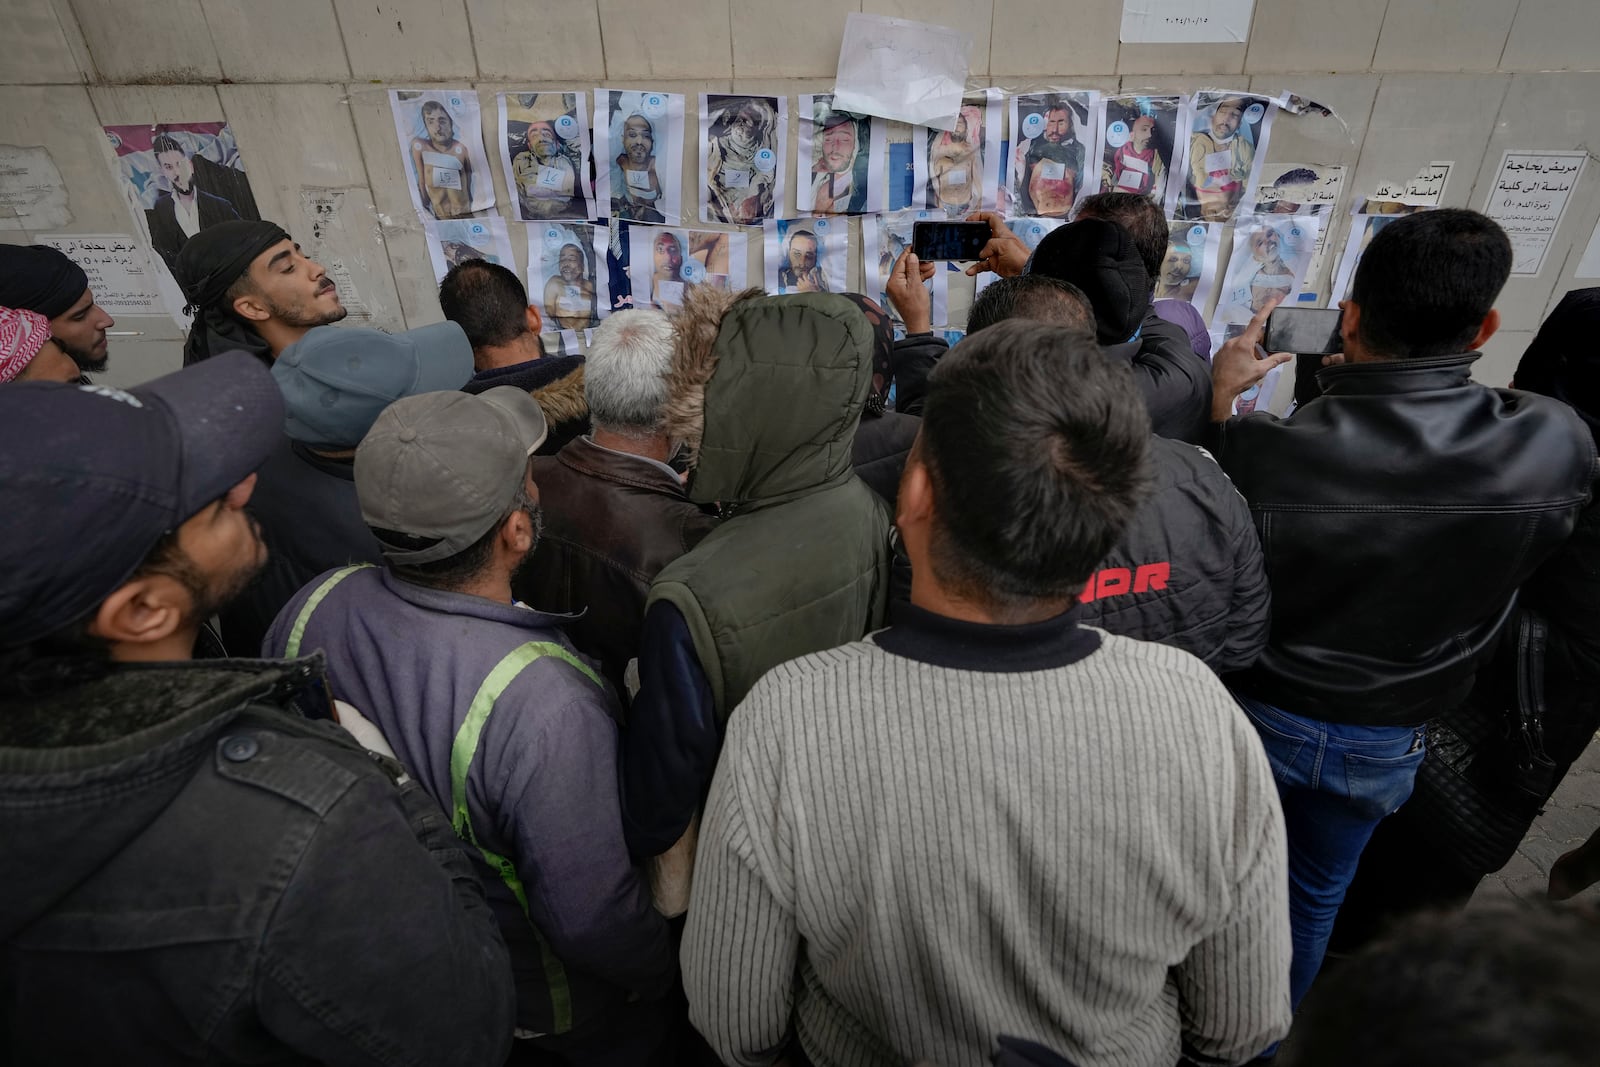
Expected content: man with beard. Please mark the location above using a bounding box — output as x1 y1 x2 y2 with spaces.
176 219 347 366
1105 113 1166 198
612 112 664 223
1018 98 1086 217
264 387 673 1064
706 97 777 224
0 353 516 1064
1187 95 1255 222
650 230 687 310
0 244 116 377
929 105 982 214
809 108 869 214
147 133 243 274
777 228 828 292
513 119 579 219
411 100 475 220
543 241 598 330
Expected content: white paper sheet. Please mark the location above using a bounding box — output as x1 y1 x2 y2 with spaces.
699 94 786 225
1155 220 1224 319
1005 90 1103 219
797 94 888 216
0 146 70 231
1120 0 1256 42
527 222 610 333
863 210 950 329
626 223 748 314
764 217 848 295
1176 90 1275 224
832 12 973 131
1482 150 1588 276
1328 213 1403 303
1211 214 1322 331
497 91 595 223
34 234 163 317
390 89 495 221
918 89 1003 218
595 90 687 227
1576 216 1600 280
1097 94 1186 214
1252 163 1346 301
422 216 516 285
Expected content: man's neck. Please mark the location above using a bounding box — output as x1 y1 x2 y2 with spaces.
109 628 197 664
475 334 544 372
908 567 1073 627
592 426 671 463
258 319 313 359
430 136 455 152
175 187 196 204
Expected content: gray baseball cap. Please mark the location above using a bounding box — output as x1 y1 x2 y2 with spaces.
272 322 474 448
354 386 547 565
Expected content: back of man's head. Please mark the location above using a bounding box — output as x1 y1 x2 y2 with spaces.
585 309 673 435
1025 218 1151 346
1351 208 1511 360
968 276 1095 335
918 320 1150 609
1076 191 1168 284
439 259 532 351
1287 905 1600 1067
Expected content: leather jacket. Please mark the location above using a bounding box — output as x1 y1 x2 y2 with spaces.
519 436 717 694
1215 353 1597 727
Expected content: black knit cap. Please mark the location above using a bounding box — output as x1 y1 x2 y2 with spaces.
174 219 291 366
0 244 90 319
1025 217 1151 346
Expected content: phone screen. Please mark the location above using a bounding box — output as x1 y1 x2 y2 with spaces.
912 221 989 261
1266 307 1343 355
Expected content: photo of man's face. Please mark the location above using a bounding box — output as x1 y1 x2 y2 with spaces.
558 243 584 281
424 103 454 142
820 122 856 173
624 116 654 163
1044 107 1072 144
654 232 682 274
1161 247 1193 286
1211 98 1244 140
1250 228 1281 261
787 233 818 273
157 149 194 195
1131 115 1156 152
526 121 557 156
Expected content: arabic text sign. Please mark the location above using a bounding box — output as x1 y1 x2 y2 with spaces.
1482 151 1587 276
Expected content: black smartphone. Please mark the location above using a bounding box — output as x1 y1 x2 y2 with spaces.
912 221 989 261
1266 306 1343 355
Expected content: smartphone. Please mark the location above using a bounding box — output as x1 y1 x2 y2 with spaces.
912 221 989 262
1266 306 1343 355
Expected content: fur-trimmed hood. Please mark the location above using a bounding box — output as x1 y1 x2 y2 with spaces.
531 362 589 428
664 284 874 507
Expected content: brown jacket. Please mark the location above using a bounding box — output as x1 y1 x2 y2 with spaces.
519 435 718 695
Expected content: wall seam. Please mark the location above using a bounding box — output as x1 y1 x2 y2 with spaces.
1365 0 1393 70
459 0 485 79
327 0 361 84
1494 0 1528 71
192 0 228 83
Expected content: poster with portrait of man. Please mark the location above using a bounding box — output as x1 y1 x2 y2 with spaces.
863 210 949 329
1176 90 1276 223
763 217 847 295
798 93 888 216
1154 220 1224 314
1097 95 1185 214
699 94 786 225
528 222 609 333
1211 214 1321 330
626 223 747 314
921 89 1002 218
595 90 686 227
1005 90 1102 219
973 216 1066 299
422 216 516 285
390 89 495 222
102 122 261 283
497 91 594 223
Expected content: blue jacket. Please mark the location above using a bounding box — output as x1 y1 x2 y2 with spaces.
264 566 672 1034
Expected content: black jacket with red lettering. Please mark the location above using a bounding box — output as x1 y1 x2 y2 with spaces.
1079 436 1269 673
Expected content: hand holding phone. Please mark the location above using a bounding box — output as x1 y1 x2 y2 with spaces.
912 221 990 261
1265 307 1343 355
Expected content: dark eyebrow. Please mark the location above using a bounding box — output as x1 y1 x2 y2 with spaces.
268 248 294 271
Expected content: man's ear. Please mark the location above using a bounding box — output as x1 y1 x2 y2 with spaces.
1338 299 1360 352
895 448 935 534
525 304 543 335
231 280 272 325
86 576 188 649
1468 308 1500 352
501 509 534 556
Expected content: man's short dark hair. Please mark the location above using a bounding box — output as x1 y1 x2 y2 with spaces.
1076 192 1168 284
919 321 1151 609
438 259 532 350
375 484 535 593
968 276 1095 335
151 133 185 158
1287 905 1600 1067
1351 208 1511 360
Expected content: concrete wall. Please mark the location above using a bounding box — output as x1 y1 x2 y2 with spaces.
3 0 1598 388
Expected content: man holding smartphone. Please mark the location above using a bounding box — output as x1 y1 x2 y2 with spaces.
1206 209 1598 1010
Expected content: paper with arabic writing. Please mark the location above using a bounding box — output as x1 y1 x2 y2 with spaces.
1482 151 1587 276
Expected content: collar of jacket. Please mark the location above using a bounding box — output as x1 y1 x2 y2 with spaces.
559 435 686 496
0 654 325 773
1316 351 1480 396
378 564 580 626
870 600 1101 673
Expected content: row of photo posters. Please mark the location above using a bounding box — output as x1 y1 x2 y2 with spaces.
387 87 1286 229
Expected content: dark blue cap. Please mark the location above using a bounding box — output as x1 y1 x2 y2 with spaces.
0 351 284 646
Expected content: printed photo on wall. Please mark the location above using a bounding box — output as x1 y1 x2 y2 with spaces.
1211 214 1321 330
102 122 261 281
497 91 594 222
699 94 785 225
1329 213 1405 303
595 90 686 226
1098 95 1184 213
422 216 516 285
626 224 747 314
974 216 1066 299
922 90 1002 218
528 222 609 333
1005 90 1103 219
763 216 847 295
798 93 887 215
390 89 495 221
1154 220 1224 312
1252 163 1346 300
863 211 949 329
1176 90 1275 223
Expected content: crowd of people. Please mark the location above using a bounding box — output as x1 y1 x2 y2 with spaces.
3 191 1600 1067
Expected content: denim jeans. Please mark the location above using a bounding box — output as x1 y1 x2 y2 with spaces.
1233 694 1426 1008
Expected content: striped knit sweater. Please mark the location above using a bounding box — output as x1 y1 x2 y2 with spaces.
682 607 1291 1067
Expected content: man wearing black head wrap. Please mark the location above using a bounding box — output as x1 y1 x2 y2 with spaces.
0 244 116 375
176 219 347 366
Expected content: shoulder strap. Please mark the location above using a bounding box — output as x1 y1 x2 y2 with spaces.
448 640 602 1035
283 564 375 658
